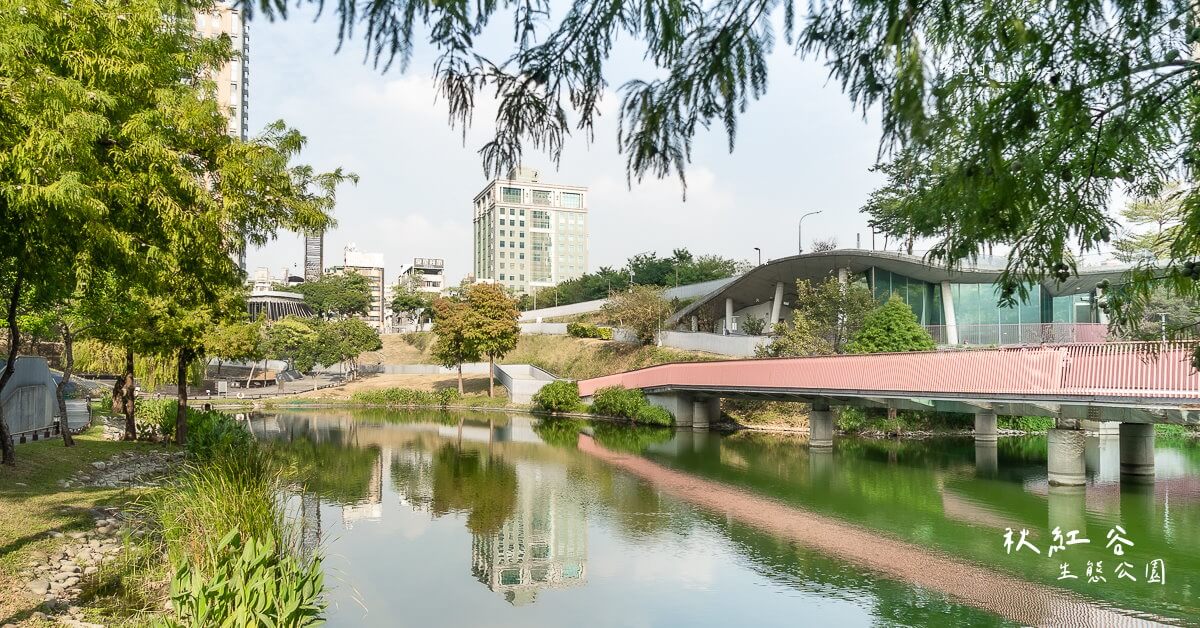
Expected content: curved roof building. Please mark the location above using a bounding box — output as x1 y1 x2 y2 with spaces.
247 290 314 321
672 250 1129 346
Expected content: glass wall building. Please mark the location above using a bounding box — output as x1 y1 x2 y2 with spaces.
672 250 1124 346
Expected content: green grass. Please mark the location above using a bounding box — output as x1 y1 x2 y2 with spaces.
0 427 172 624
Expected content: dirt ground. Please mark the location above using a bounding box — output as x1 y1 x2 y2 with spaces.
294 373 493 399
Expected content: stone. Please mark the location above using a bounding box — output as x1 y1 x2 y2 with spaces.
68 532 87 539
90 461 106 470
63 576 80 587
83 566 98 575
27 579 49 594
60 563 81 573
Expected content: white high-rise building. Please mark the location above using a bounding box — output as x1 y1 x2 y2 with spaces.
472 167 588 295
196 2 250 270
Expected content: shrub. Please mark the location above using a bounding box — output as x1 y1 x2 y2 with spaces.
350 387 462 407
589 386 647 419
531 417 587 448
836 407 868 433
186 411 255 460
531 381 582 412
567 322 613 340
135 398 177 441
590 422 674 453
167 530 324 628
741 315 767 336
997 415 1055 432
402 331 435 351
847 294 936 353
634 404 674 426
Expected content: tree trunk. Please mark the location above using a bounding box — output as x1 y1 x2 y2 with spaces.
56 324 75 447
0 270 25 466
457 364 463 394
175 348 189 446
122 347 136 440
488 355 495 397
245 360 256 389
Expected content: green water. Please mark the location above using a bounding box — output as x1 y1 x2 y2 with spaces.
248 410 1200 626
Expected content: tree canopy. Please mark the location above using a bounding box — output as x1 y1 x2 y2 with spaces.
847 295 936 354
284 272 371 319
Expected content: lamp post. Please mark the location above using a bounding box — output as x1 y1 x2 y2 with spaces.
754 247 762 266
628 250 652 289
798 211 823 255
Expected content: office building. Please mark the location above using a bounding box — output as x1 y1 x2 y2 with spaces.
304 232 324 283
473 167 588 295
402 258 446 294
330 243 386 331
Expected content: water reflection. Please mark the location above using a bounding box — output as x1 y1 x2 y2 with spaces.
248 411 1200 626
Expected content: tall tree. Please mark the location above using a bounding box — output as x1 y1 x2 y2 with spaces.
601 285 673 345
462 284 520 397
1114 184 1184 263
793 277 876 354
430 297 480 394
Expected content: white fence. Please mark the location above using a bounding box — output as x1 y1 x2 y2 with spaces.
520 322 570 335
494 364 557 403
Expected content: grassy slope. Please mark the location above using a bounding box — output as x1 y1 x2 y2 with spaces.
374 332 725 380
0 428 166 624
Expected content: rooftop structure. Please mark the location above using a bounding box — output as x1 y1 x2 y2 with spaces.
332 243 386 331
672 249 1130 346
247 291 313 320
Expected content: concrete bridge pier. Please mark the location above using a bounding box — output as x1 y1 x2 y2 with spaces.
1048 419 1087 487
692 397 720 430
809 402 833 449
1119 422 1155 483
973 410 997 443
647 392 695 428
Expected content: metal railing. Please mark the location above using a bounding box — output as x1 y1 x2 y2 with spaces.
924 323 1109 346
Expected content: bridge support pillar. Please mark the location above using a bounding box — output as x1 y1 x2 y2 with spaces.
692 397 719 430
1047 485 1087 536
809 402 833 449
973 410 997 443
1119 422 1155 483
1047 428 1087 486
646 392 694 428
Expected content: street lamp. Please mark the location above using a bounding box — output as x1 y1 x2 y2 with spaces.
628 250 652 289
798 211 823 255
753 247 762 266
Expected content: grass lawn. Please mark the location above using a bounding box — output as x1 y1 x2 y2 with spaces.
0 427 172 625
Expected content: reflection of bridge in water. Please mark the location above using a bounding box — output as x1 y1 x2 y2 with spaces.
580 342 1200 489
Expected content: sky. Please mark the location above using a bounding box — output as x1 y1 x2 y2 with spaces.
243 7 893 286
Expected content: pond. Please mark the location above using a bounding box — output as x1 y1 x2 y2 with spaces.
247 410 1200 627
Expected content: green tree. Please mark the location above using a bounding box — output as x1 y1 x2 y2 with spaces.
316 318 381 378
793 277 876 354
205 319 266 375
264 317 321 372
756 316 828 358
287 272 371 319
462 284 520 397
1114 184 1184 263
847 295 936 354
390 276 433 327
430 297 481 394
602 285 673 345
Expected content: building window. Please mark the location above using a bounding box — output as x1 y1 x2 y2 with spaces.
531 210 551 229
532 190 552 205
499 218 505 226
561 193 581 208
502 187 522 203
519 220 525 227
500 241 506 248
500 274 506 280
520 242 525 249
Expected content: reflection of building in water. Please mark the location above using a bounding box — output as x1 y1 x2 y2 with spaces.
392 445 435 510
471 463 587 605
342 449 385 528
299 492 321 562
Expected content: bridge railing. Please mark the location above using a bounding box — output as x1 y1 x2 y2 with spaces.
924 323 1109 346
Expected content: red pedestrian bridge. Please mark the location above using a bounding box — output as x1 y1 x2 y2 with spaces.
575 342 1200 485
577 342 1200 425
